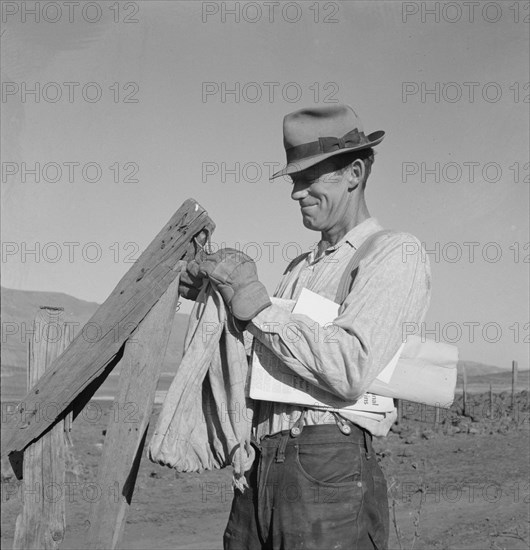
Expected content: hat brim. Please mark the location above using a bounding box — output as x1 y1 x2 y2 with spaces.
270 130 385 180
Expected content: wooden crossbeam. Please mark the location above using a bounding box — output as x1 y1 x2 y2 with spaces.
3 199 214 471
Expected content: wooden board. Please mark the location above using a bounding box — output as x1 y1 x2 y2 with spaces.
3 199 214 466
86 276 181 549
13 307 73 549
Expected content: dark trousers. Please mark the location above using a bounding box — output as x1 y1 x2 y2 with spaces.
223 424 389 550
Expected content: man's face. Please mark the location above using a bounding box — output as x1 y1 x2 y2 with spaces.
290 159 354 233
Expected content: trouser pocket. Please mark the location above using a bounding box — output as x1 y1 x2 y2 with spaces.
295 441 363 485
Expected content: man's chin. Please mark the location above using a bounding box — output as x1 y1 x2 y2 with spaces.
301 216 320 231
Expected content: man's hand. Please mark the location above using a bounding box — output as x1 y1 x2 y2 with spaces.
178 259 207 301
198 248 271 321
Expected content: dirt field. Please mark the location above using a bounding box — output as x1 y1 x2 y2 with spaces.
2 391 529 550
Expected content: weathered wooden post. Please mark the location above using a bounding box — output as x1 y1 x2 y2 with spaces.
86 276 181 549
511 360 518 419
434 404 440 432
462 364 467 417
13 307 73 550
489 383 493 419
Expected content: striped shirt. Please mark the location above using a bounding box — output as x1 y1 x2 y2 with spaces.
247 217 431 438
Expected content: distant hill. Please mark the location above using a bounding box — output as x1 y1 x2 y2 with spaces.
455 360 528 389
456 364 529 393
1 287 189 372
457 360 508 377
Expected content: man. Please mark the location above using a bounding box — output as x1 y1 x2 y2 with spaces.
180 104 431 549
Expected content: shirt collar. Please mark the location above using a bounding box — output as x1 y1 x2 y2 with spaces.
308 217 383 262
337 217 384 251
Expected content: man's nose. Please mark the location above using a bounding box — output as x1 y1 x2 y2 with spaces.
291 180 309 201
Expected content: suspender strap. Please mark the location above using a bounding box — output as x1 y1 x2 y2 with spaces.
283 252 310 276
335 229 392 304
330 230 392 434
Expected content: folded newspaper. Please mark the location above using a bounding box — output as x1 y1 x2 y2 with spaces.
250 339 394 421
249 289 458 413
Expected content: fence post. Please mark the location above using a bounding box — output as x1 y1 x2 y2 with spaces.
462 364 467 417
13 306 73 550
512 360 518 419
86 275 181 549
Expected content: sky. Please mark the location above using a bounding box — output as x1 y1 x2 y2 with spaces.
1 1 529 369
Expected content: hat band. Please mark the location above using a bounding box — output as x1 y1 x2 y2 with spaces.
285 128 368 164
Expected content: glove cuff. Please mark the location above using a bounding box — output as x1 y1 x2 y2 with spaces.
230 281 271 321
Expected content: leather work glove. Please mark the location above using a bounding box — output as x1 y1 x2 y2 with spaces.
198 248 271 322
179 228 211 301
178 259 207 301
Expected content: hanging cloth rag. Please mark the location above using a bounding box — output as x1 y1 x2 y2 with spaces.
148 283 255 491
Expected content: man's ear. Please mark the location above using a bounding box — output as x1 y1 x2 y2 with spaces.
348 159 365 190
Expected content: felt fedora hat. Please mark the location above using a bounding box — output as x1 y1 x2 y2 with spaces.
271 104 384 179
